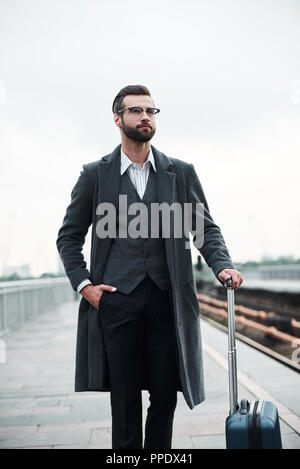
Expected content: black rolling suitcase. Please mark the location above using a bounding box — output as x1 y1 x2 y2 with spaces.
225 279 282 449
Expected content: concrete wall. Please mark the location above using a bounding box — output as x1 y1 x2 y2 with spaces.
0 277 76 335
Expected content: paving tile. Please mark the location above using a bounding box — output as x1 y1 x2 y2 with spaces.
0 425 38 436
173 413 227 437
36 420 112 434
90 427 111 445
1 431 90 449
35 399 60 407
0 425 39 448
171 435 194 449
281 433 300 449
17 446 54 449
0 406 71 417
0 416 34 427
191 434 226 449
52 444 102 449
1 440 52 449
0 423 96 448
0 399 19 410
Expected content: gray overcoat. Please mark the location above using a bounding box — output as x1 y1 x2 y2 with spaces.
56 144 235 409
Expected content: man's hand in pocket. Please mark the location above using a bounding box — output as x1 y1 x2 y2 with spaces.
80 284 117 310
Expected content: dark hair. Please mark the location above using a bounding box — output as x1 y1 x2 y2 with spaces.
112 85 152 114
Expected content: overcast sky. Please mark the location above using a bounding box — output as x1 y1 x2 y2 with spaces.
0 0 300 277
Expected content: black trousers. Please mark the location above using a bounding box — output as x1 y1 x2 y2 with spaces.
98 275 179 449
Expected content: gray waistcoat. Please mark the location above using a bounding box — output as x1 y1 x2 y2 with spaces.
102 167 169 294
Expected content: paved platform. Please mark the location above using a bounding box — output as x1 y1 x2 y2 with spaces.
0 299 299 449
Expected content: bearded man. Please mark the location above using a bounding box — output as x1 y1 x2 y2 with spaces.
56 84 242 449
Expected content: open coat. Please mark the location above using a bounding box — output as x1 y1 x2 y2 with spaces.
56 144 235 409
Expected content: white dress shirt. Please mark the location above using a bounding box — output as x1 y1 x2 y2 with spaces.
77 147 156 293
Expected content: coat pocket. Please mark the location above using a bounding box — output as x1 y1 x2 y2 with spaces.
97 290 107 311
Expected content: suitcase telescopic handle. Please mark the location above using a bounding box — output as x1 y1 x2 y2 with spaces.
226 278 239 415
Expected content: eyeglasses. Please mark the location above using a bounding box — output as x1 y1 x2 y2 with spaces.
117 107 160 117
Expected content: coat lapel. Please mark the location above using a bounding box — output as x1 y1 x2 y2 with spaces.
151 145 176 208
94 145 121 276
98 144 177 208
98 144 121 207
151 145 177 285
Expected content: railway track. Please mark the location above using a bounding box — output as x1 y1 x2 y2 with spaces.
197 292 300 372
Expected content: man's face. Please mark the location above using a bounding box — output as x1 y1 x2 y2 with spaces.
115 95 157 143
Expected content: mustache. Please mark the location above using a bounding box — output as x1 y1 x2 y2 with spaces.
137 124 152 129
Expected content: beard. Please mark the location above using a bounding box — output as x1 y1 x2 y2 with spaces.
122 120 156 143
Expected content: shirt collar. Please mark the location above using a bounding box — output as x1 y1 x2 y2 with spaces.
120 147 156 175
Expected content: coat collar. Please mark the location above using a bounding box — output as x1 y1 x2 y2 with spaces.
98 144 176 208
120 146 156 174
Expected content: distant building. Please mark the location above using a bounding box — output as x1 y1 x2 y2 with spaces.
259 264 300 280
241 264 300 281
2 264 31 279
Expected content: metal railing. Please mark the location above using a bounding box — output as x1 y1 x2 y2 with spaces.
0 277 76 336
